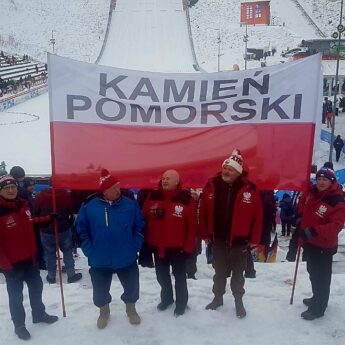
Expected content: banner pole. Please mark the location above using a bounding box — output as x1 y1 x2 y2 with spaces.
290 245 302 305
52 187 67 317
48 52 66 317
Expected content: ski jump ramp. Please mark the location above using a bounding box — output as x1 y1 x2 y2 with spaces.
99 0 197 72
0 0 199 174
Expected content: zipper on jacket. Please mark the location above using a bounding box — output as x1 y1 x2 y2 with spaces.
105 207 109 227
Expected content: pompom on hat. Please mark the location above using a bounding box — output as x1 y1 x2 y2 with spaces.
99 169 119 192
316 168 336 182
222 149 244 174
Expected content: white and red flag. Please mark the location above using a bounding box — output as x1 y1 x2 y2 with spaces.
48 54 322 190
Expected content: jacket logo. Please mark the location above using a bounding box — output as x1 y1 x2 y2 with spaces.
173 205 184 218
316 205 327 218
243 192 252 204
25 210 32 219
6 216 16 228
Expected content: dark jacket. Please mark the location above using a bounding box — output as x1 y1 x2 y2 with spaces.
199 173 263 246
333 136 344 152
34 188 73 234
279 194 293 223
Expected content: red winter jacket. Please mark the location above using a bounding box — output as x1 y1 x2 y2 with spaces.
0 197 50 271
199 174 263 246
143 189 197 258
299 183 345 250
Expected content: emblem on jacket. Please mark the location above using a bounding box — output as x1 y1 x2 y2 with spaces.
25 210 32 219
243 192 252 204
173 205 184 217
316 205 327 218
6 216 16 228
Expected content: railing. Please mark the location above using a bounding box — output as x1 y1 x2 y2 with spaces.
290 0 327 38
95 0 117 64
183 0 205 72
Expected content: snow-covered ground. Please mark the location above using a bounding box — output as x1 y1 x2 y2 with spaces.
301 0 342 37
189 0 323 72
0 0 109 63
100 0 196 71
0 238 345 344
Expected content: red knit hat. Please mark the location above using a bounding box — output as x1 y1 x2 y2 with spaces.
99 169 119 192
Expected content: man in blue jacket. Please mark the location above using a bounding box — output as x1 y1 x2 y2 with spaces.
77 169 145 328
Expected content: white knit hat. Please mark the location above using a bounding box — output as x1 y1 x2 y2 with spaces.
222 149 244 174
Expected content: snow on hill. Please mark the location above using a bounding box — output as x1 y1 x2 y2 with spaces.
189 0 331 72
301 0 341 37
0 0 109 63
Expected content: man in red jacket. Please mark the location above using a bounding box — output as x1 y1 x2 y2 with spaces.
0 175 58 340
299 168 345 320
143 169 197 316
200 150 263 318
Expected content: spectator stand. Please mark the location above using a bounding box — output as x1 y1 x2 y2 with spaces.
0 50 48 110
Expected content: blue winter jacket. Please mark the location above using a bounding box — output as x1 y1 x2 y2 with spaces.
76 196 145 270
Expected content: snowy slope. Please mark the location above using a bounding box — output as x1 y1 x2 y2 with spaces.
0 0 109 63
189 0 322 72
100 0 196 72
0 248 345 344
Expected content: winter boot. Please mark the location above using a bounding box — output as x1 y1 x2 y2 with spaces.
15 326 31 341
303 297 314 307
126 303 141 325
234 297 246 318
157 300 174 311
97 304 110 329
301 309 323 320
32 312 58 324
46 275 56 284
174 305 187 317
67 272 82 283
205 296 223 310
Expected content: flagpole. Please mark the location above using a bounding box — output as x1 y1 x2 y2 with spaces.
48 53 67 317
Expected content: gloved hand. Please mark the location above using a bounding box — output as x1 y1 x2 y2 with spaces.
300 227 316 242
50 212 59 222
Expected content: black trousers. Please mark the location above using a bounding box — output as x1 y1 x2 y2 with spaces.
281 221 291 235
154 254 188 310
335 149 341 162
304 245 334 316
4 263 46 329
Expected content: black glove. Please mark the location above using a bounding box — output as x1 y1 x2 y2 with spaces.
50 212 58 222
300 227 317 242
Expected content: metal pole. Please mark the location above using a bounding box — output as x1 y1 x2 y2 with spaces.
217 30 221 72
329 0 343 162
244 24 248 70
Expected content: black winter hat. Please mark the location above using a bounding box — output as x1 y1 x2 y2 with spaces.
10 166 25 179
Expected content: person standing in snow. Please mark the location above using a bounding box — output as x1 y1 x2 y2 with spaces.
76 169 145 328
199 150 263 318
333 135 344 162
143 170 197 317
34 188 82 284
298 168 345 320
0 175 58 340
279 193 293 236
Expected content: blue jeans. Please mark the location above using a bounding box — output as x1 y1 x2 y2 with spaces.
4 263 46 329
40 231 76 279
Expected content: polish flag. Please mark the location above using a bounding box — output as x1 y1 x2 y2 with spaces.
48 54 322 190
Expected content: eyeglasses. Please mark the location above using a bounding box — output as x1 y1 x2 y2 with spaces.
1 185 18 191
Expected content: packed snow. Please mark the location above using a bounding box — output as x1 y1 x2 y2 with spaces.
0 0 109 63
0 236 344 345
